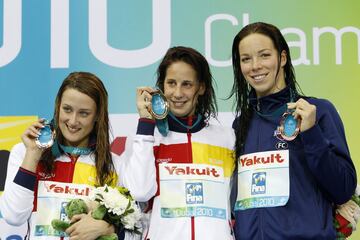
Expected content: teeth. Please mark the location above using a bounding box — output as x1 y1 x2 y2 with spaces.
253 74 266 80
173 102 185 107
67 126 79 133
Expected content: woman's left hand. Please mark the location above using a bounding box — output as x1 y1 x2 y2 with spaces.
66 213 115 240
287 98 316 132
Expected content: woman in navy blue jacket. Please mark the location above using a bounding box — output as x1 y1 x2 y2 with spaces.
230 22 357 239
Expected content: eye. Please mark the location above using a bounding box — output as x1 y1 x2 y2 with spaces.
62 106 71 113
79 111 90 117
260 53 271 58
165 80 176 87
182 81 193 88
241 57 251 63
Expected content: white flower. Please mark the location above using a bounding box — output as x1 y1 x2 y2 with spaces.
88 185 142 234
102 187 130 216
121 201 142 230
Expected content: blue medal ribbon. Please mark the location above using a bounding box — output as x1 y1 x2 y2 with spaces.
156 118 169 136
168 112 202 130
51 139 94 157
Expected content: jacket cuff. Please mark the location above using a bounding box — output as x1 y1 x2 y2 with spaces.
137 118 155 135
13 167 37 191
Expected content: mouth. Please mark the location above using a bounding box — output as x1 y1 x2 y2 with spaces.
171 100 186 107
66 124 80 134
251 73 268 82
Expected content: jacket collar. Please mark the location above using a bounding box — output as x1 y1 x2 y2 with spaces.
249 86 292 115
168 114 206 133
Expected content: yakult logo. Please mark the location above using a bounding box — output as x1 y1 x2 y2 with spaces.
43 182 91 196
164 165 220 177
240 153 284 167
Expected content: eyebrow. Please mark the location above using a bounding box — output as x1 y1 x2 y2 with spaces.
62 104 92 112
240 48 272 56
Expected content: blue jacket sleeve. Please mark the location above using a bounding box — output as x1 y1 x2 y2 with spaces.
301 99 357 204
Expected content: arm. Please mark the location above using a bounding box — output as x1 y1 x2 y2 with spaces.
66 213 117 240
291 99 357 204
0 119 46 225
120 119 157 202
0 144 37 225
118 87 158 201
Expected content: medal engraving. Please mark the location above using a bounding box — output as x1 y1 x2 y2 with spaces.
149 89 169 120
35 121 55 149
277 111 301 141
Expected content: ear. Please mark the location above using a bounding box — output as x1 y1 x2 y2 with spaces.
198 82 206 96
280 50 287 67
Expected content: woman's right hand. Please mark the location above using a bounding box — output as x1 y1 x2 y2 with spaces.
136 87 156 119
20 118 46 171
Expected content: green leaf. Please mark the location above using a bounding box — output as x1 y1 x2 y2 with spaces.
92 204 107 220
51 219 71 232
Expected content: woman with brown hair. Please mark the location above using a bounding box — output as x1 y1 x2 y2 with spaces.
0 72 131 239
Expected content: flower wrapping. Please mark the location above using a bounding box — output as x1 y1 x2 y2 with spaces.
334 185 360 239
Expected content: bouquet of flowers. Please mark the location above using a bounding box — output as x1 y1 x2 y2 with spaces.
334 185 360 239
52 185 142 239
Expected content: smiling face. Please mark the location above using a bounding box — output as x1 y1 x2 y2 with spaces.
239 33 287 98
163 61 205 117
58 88 97 147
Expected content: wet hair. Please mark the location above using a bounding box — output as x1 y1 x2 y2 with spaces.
229 22 302 158
40 72 115 186
156 46 217 122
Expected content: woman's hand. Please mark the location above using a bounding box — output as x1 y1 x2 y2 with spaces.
136 86 156 119
287 98 316 132
20 118 46 172
66 213 115 240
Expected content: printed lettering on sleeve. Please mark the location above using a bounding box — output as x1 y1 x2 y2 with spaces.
31 181 93 239
159 163 227 219
235 150 289 210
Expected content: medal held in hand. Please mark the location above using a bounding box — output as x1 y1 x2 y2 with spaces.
149 88 169 120
35 120 55 149
277 110 301 141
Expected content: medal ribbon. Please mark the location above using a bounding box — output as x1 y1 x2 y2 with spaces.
59 144 93 155
254 89 295 119
168 112 202 130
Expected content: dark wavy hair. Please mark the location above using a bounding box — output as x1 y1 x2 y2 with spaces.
40 72 115 186
156 46 217 122
229 22 302 158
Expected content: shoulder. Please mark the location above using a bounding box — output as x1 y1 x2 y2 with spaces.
10 142 26 156
306 97 340 117
206 122 234 136
306 97 336 109
202 123 235 148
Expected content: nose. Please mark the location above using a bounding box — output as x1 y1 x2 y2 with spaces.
252 58 262 70
173 85 183 99
68 112 78 125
